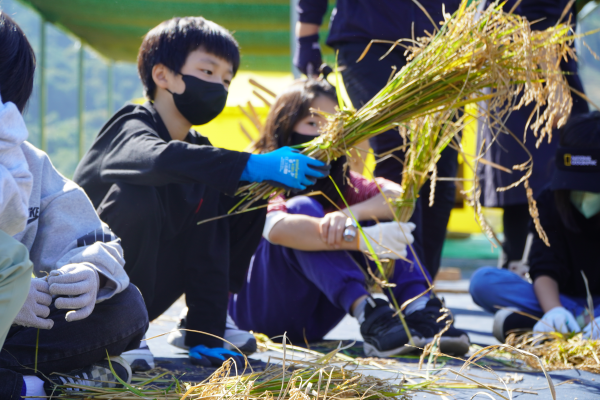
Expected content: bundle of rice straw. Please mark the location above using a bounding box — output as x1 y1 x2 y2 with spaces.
236 0 578 238
503 331 600 373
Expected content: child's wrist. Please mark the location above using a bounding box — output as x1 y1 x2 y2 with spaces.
241 154 263 182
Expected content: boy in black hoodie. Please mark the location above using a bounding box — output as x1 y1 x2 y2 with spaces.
74 16 328 368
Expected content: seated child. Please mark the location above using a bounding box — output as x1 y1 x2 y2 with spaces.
229 79 470 356
73 17 328 368
0 12 149 398
470 111 600 341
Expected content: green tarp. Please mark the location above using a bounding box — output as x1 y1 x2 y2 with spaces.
18 0 334 71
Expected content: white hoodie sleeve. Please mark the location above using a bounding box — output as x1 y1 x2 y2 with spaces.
0 97 32 235
23 147 129 301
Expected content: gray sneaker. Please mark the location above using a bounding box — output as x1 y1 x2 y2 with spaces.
167 309 257 355
46 356 131 392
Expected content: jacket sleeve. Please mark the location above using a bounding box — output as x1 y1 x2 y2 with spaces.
298 0 329 25
100 123 250 196
29 157 128 301
0 100 33 235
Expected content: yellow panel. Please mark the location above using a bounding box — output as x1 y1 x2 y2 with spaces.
197 105 268 151
447 104 504 234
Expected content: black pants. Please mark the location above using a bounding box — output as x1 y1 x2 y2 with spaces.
0 284 148 399
97 182 266 348
337 42 458 278
501 203 531 268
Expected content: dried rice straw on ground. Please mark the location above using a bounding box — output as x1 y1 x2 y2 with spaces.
47 338 560 399
497 332 600 374
236 0 576 235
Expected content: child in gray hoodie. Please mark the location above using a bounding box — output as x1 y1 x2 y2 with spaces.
0 92 34 350
0 12 149 398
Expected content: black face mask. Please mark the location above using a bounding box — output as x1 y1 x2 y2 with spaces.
290 131 317 147
169 74 228 125
296 156 348 209
290 132 347 207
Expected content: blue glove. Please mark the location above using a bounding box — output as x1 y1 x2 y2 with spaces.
293 34 322 76
189 344 245 367
241 147 330 190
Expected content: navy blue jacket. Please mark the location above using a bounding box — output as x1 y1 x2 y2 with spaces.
298 0 461 47
478 0 589 207
528 187 600 297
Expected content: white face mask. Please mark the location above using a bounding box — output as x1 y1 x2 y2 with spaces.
570 191 600 219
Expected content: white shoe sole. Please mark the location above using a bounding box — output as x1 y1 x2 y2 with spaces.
493 308 517 343
120 349 155 371
224 337 257 355
363 337 426 357
108 356 133 384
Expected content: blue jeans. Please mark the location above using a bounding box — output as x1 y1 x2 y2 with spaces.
230 196 432 342
469 267 600 317
0 284 149 398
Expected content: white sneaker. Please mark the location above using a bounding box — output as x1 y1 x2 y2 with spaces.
224 313 257 355
120 337 155 372
166 308 257 355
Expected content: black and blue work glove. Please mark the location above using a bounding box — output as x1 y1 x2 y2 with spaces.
293 33 322 76
241 147 330 191
189 344 245 367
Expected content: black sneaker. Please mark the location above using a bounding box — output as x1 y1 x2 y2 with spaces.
405 297 470 355
493 308 536 342
45 356 132 392
360 298 423 357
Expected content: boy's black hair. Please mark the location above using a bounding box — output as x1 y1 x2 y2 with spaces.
138 17 240 100
554 111 600 232
0 12 36 112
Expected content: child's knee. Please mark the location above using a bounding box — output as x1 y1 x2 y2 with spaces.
469 266 503 305
286 196 325 218
117 284 149 330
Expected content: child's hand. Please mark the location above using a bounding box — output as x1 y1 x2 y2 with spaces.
294 33 322 77
320 211 349 248
583 320 600 340
533 306 581 334
241 147 330 190
13 278 54 329
48 264 99 322
359 222 415 259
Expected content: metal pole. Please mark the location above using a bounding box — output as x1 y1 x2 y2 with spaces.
39 17 46 151
78 43 85 160
107 60 114 117
290 0 300 78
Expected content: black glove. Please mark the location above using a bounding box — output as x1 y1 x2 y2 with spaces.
293 34 322 76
